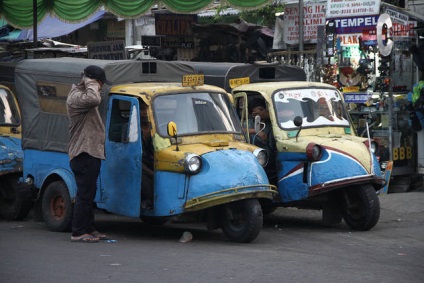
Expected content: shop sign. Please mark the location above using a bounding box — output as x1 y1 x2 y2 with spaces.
162 36 194 49
337 33 361 46
361 27 377 46
141 36 161 47
390 21 416 37
333 16 379 34
155 14 197 36
343 93 370 103
87 40 125 60
385 8 409 26
107 21 125 38
326 0 381 19
283 2 326 44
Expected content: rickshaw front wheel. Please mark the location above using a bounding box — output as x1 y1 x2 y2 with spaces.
42 181 73 232
220 198 263 243
340 184 380 231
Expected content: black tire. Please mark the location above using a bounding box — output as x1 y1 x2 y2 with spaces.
220 199 263 243
0 177 33 221
42 181 73 232
340 184 380 231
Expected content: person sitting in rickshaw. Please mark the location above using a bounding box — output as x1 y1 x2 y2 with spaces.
248 98 277 185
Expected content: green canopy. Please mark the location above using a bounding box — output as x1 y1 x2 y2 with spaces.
0 0 273 28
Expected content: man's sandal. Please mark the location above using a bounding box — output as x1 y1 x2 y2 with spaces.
90 231 108 240
71 234 99 243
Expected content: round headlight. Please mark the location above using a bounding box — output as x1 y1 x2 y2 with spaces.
253 148 268 167
184 154 202 174
364 140 378 153
306 143 322 161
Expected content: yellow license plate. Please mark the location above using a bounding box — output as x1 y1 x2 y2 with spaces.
229 77 250 88
182 74 204 87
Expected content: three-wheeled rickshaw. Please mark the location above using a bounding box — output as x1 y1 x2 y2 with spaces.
15 58 276 242
233 81 386 230
0 84 33 220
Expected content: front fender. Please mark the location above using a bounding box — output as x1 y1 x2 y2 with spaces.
41 169 78 199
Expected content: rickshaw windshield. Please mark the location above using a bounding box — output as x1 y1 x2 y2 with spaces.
0 88 20 126
154 92 242 136
273 88 350 129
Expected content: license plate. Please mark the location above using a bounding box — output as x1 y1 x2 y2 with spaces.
182 74 204 87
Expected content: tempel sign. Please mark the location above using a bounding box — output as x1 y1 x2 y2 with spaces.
326 0 381 18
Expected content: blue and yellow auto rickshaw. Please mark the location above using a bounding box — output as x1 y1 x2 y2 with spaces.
0 84 33 220
15 58 276 242
232 81 386 230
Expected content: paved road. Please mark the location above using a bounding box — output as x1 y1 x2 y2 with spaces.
1 191 424 283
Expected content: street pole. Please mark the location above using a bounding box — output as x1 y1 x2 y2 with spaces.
33 0 37 47
299 0 304 52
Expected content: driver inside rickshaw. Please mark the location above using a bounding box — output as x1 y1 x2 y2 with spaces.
248 98 277 184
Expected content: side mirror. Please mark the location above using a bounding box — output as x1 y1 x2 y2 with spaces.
293 116 303 127
254 115 261 133
167 121 177 137
167 121 180 151
293 116 303 142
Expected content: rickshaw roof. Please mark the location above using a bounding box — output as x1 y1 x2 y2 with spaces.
175 61 307 92
232 81 338 95
110 82 228 101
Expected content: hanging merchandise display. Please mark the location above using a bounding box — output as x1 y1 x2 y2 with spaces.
333 10 420 182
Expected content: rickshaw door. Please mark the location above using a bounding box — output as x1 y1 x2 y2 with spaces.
98 96 142 217
233 92 250 143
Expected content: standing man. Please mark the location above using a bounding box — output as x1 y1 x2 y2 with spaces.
67 65 111 243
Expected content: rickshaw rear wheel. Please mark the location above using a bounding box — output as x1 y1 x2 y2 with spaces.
340 184 380 231
0 176 33 220
42 181 73 232
220 199 263 243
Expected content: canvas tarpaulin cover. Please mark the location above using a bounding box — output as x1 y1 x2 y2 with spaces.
0 0 273 28
14 58 196 152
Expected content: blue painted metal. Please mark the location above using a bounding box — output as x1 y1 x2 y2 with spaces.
98 96 142 218
0 136 23 175
23 149 77 197
153 171 187 216
188 149 269 198
276 146 384 203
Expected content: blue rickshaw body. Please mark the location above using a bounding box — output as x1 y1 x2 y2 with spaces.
0 136 23 175
276 148 383 203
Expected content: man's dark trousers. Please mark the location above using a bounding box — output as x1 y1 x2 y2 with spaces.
70 152 101 237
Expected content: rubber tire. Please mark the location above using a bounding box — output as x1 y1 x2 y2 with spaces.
0 177 33 221
220 199 263 243
42 181 73 232
340 184 380 231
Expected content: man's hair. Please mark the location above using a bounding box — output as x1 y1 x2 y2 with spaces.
249 98 266 112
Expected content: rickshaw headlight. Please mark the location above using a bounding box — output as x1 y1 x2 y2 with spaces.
253 148 268 167
364 140 378 153
184 154 202 174
306 143 322 161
